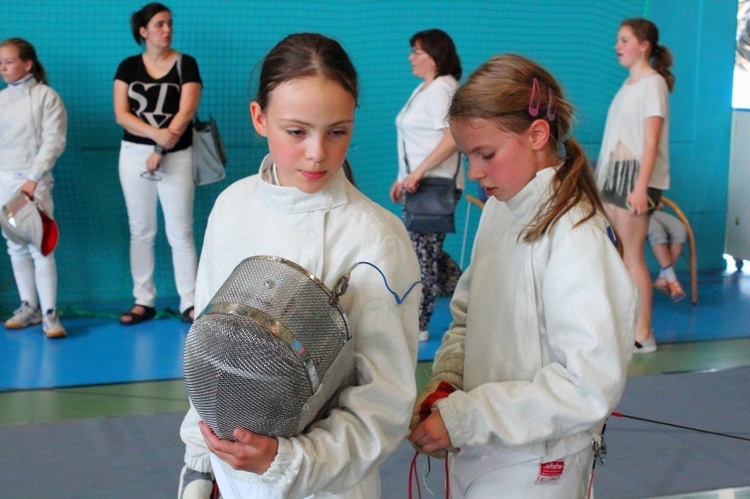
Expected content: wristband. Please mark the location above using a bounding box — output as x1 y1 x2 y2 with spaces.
419 381 457 421
154 144 167 155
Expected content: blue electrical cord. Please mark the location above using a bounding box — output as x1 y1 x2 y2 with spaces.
346 261 422 305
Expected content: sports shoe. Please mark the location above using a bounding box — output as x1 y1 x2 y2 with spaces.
4 301 42 329
634 335 657 354
666 280 686 303
418 330 430 341
42 309 67 338
178 465 215 499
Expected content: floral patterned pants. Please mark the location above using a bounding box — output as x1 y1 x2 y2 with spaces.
408 231 462 331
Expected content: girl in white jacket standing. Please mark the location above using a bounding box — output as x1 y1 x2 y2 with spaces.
178 33 421 499
408 54 637 498
0 38 67 338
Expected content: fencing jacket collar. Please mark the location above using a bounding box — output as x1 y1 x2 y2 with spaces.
258 154 349 214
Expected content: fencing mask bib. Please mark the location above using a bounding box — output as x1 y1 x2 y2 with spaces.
0 191 59 256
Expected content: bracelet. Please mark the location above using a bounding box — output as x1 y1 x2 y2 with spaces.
154 144 167 155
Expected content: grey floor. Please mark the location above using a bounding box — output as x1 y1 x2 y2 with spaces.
2 266 750 497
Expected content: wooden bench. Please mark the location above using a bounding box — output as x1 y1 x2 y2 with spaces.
462 194 698 304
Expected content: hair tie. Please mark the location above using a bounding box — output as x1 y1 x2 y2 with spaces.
546 87 556 121
528 78 541 117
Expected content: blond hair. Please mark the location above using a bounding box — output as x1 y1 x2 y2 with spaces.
449 54 620 252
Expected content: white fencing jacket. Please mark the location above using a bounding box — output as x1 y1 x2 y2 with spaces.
181 155 421 498
433 167 637 481
0 76 67 181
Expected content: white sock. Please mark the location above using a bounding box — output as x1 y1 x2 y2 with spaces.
34 255 58 312
661 265 677 283
11 256 38 308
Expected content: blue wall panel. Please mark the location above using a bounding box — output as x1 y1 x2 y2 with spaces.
0 0 736 309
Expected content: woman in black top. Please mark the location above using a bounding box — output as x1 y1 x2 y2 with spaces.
113 2 200 325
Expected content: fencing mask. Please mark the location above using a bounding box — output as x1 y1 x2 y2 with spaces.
183 255 355 440
0 191 59 256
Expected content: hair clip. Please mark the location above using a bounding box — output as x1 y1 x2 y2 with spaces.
528 78 541 117
546 87 557 121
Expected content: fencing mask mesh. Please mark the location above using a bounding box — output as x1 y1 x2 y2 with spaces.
183 255 354 440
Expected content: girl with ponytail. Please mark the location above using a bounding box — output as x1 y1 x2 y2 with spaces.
0 37 68 338
1 38 48 85
408 53 637 497
597 18 675 354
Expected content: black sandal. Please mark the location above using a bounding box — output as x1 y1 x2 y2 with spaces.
119 305 156 326
180 306 195 324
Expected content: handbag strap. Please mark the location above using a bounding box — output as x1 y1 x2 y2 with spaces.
175 53 200 127
403 137 461 183
175 53 183 85
402 137 412 173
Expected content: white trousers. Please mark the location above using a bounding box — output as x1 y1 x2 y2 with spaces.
181 403 383 499
0 170 58 311
210 452 381 499
118 141 196 312
450 446 595 499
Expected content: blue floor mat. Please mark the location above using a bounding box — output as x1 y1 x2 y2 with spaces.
421 270 750 355
0 317 189 391
2 270 749 391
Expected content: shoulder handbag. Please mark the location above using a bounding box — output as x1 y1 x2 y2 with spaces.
191 114 227 185
176 55 227 186
402 143 462 233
